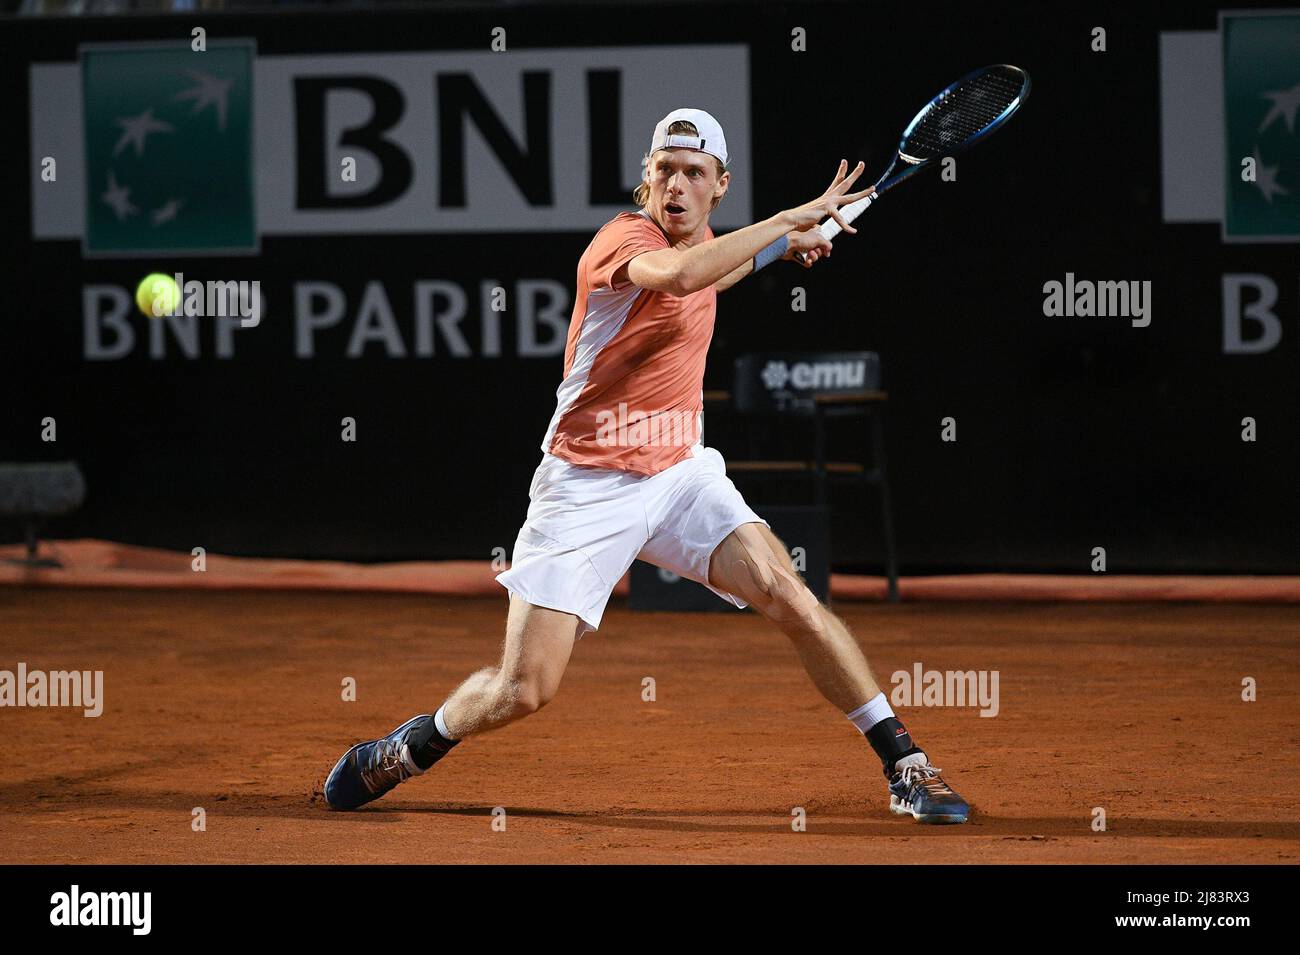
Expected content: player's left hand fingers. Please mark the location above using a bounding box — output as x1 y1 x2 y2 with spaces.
839 185 876 205
825 159 849 190
831 161 866 194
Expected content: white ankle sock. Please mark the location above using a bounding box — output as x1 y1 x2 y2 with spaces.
845 692 894 735
434 704 457 741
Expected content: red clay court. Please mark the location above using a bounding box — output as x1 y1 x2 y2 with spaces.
2 578 1296 864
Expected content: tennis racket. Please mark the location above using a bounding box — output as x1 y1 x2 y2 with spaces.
795 64 1030 262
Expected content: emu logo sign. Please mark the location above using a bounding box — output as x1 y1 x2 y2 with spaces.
760 359 867 392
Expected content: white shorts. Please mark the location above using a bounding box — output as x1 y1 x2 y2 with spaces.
496 444 767 634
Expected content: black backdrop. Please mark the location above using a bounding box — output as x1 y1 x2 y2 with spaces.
3 0 1297 573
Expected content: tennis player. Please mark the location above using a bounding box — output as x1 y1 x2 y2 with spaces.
325 108 970 824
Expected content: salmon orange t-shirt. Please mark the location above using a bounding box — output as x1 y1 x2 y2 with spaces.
541 210 718 476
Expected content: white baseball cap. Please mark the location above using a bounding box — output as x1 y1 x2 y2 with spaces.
649 108 728 166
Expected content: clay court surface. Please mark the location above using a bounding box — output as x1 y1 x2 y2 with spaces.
1 588 1296 864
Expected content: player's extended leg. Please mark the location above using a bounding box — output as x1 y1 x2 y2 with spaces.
709 522 882 711
439 594 576 737
323 595 577 810
707 522 970 823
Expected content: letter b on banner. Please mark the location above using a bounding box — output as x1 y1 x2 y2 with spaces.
1222 274 1281 354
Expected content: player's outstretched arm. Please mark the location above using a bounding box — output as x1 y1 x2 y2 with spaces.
715 228 833 292
625 160 872 296
624 212 798 296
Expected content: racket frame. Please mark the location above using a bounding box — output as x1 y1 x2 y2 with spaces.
797 64 1030 254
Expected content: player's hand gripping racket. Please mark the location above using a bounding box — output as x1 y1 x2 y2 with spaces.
794 64 1030 263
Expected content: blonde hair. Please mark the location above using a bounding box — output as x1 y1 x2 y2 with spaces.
633 120 727 210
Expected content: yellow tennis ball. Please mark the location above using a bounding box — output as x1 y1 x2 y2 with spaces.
135 273 180 318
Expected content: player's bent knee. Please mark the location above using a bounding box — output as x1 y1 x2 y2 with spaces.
510 690 543 717
512 685 549 716
765 583 823 634
504 670 561 717
719 524 822 633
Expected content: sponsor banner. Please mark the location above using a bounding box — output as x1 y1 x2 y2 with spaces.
1160 10 1300 241
81 42 256 255
32 44 751 250
1222 12 1300 241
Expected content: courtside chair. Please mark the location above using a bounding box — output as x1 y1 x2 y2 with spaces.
0 462 87 568
704 352 900 602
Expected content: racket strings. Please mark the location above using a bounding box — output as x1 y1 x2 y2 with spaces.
904 68 1024 161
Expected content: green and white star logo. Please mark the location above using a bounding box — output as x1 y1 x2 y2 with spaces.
81 42 255 256
1223 14 1300 240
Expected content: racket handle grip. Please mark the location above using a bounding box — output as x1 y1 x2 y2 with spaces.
794 193 875 264
820 193 874 241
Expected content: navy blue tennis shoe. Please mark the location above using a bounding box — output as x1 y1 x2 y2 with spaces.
888 753 970 824
324 714 433 810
